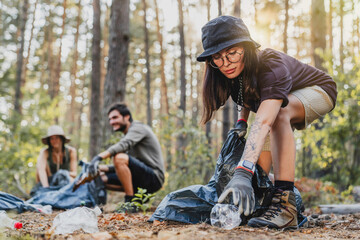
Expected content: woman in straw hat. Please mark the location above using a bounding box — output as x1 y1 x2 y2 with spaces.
36 125 77 187
197 16 337 229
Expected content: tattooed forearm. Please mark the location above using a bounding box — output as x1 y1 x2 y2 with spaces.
239 117 270 164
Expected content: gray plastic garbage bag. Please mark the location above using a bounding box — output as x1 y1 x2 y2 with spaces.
150 179 218 224
0 162 106 212
150 129 306 225
30 169 72 196
0 192 51 213
50 169 72 187
0 192 26 211
26 161 106 209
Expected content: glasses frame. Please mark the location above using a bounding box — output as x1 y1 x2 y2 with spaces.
209 50 244 69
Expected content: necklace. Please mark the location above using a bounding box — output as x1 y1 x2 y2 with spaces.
236 76 243 112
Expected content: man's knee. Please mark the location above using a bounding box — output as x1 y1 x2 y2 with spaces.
113 153 129 166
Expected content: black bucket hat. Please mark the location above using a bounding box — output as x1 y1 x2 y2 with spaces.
197 15 260 62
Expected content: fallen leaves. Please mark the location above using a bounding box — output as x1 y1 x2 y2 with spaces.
109 213 125 221
153 220 164 226
91 232 113 240
5 209 360 240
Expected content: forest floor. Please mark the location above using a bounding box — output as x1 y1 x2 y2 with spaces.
3 192 360 240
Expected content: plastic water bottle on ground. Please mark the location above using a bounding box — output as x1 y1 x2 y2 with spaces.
210 204 241 230
51 206 101 234
38 205 53 214
0 210 23 230
29 204 53 214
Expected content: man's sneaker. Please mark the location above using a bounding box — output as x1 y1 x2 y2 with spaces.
248 189 298 230
125 195 135 203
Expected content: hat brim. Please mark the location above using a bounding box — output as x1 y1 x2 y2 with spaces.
41 136 71 145
197 38 260 62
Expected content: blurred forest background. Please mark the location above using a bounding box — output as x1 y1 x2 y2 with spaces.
0 0 359 205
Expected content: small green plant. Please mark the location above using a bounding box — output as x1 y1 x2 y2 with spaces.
115 188 156 214
115 201 137 213
131 188 156 214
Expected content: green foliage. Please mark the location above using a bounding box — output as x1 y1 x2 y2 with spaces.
115 201 137 213
1 234 36 240
0 88 63 197
115 188 156 214
296 177 354 208
296 50 360 190
341 185 354 200
157 116 216 199
0 117 41 197
132 188 156 214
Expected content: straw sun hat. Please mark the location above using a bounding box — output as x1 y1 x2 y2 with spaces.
41 125 71 144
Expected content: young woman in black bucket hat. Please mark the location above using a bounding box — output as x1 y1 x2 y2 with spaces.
197 16 337 229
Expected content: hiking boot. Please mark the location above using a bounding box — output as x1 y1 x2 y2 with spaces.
248 189 298 230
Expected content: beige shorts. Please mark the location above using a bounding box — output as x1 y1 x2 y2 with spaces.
262 85 334 152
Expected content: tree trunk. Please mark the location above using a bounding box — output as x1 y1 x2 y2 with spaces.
14 0 29 115
176 0 186 159
46 1 55 99
207 0 211 21
177 0 186 126
217 0 222 16
143 0 152 127
351 0 357 56
319 204 360 215
311 0 326 71
328 0 333 53
154 0 169 115
233 0 241 124
254 0 258 25
193 62 201 125
90 0 102 158
68 0 82 135
339 0 344 71
77 97 85 150
222 101 230 142
22 0 38 92
233 0 241 17
205 0 211 144
103 0 130 141
77 26 91 150
217 0 229 142
100 3 110 108
50 0 66 124
190 51 196 126
54 0 67 98
283 0 289 54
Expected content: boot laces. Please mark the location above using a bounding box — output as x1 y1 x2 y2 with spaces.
263 191 287 220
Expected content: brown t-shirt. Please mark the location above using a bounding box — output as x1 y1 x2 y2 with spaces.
231 48 337 112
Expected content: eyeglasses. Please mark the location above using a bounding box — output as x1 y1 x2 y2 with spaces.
210 50 244 68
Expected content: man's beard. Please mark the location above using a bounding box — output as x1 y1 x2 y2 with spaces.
115 124 126 132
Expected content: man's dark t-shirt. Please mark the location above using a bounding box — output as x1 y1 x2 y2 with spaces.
230 48 337 112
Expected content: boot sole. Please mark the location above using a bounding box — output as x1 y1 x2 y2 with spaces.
248 219 298 230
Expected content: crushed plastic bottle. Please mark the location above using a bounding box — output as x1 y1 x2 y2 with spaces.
0 210 23 230
38 205 53 214
210 204 241 230
29 204 53 214
51 206 101 234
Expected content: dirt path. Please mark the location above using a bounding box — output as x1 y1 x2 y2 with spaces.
3 209 360 240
